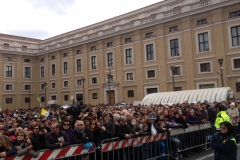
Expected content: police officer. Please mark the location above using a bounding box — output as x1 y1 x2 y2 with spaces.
215 105 231 132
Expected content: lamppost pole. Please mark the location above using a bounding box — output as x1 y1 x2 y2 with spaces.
218 59 224 87
170 66 176 91
107 72 111 105
82 78 85 106
44 83 47 108
28 87 30 109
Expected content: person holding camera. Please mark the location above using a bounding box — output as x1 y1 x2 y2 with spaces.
72 120 93 144
45 123 70 149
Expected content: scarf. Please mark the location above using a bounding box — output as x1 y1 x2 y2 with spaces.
75 127 86 138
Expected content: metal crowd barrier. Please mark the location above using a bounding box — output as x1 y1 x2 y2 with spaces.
231 116 240 137
4 143 96 160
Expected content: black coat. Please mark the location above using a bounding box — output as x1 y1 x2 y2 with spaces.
115 124 131 139
211 132 237 160
100 122 115 142
72 127 93 144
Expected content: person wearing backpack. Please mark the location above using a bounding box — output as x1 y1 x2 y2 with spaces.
211 121 237 160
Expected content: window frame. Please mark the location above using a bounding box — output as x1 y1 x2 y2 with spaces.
51 63 56 77
5 65 13 78
40 66 45 78
197 19 208 26
63 80 69 88
107 52 114 67
145 43 155 61
63 61 68 75
64 95 69 101
77 79 83 86
76 59 82 72
91 77 98 85
92 93 98 99
24 84 31 91
126 72 134 81
125 48 133 65
91 55 97 70
146 69 156 79
6 98 12 104
51 82 56 89
170 38 180 57
144 86 159 95
229 10 240 18
127 90 134 97
23 66 31 79
230 25 240 47
169 65 182 77
231 57 240 71
198 61 213 74
50 95 57 101
196 81 217 89
169 26 178 32
5 84 13 91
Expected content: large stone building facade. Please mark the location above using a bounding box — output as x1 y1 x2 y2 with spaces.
0 0 240 109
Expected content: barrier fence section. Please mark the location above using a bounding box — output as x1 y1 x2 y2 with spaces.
4 117 240 160
4 143 96 160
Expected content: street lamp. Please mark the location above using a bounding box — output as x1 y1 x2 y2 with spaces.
170 66 176 91
217 59 224 87
82 78 85 106
107 72 112 104
44 83 47 108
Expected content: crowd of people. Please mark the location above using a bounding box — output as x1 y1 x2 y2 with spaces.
0 99 239 159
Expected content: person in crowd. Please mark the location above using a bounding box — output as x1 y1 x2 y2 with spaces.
215 105 231 132
17 137 40 158
89 120 101 147
60 119 73 143
27 118 37 131
186 109 198 124
226 102 239 118
208 103 217 124
194 108 207 124
13 131 26 150
113 113 120 125
99 112 115 142
129 117 143 136
211 121 237 160
0 136 16 158
72 120 93 144
32 124 46 149
45 123 70 149
171 111 189 128
115 116 132 139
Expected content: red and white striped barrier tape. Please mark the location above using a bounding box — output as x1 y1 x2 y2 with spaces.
4 144 94 160
101 133 166 152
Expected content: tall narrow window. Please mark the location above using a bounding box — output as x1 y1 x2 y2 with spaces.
51 64 55 76
40 66 44 78
231 26 240 47
24 67 31 78
198 32 209 52
170 39 179 57
63 62 68 74
6 66 12 77
125 49 132 64
91 56 97 70
146 44 154 61
107 53 113 67
76 59 82 72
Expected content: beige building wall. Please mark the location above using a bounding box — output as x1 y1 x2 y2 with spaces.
0 0 240 109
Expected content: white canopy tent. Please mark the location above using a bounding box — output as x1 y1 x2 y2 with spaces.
141 87 235 106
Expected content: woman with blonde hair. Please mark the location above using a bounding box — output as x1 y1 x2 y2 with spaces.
0 136 17 158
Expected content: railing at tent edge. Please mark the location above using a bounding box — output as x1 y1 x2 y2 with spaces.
3 143 96 160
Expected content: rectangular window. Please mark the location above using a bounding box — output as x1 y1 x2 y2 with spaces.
199 84 214 89
146 44 154 61
147 70 155 78
6 98 12 104
128 90 134 97
198 32 209 52
63 81 69 87
92 77 97 84
91 56 97 70
41 58 44 62
107 52 113 67
76 59 82 72
6 66 12 77
233 58 240 69
92 93 98 99
52 56 55 60
51 95 56 100
231 26 240 47
76 50 81 54
170 39 179 57
41 84 45 90
200 63 211 72
24 85 31 90
126 73 133 80
64 95 69 101
6 85 12 90
52 64 55 76
40 66 44 78
3 43 9 49
172 66 181 75
125 49 132 64
125 38 132 43
24 67 31 78
63 62 68 74
52 83 56 89
170 26 178 32
6 57 12 61
230 10 240 18
77 79 82 86
91 46 96 51
22 45 27 51
147 88 158 94
24 59 30 62
63 53 68 57
175 87 182 91
146 32 153 38
197 19 207 25
41 97 45 102
107 42 113 47
236 82 240 92
25 97 30 103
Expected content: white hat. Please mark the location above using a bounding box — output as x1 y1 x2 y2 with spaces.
230 102 235 106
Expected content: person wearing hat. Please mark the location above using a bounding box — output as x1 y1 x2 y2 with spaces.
226 103 239 118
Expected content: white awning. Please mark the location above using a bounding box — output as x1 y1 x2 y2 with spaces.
48 100 57 105
141 87 235 105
